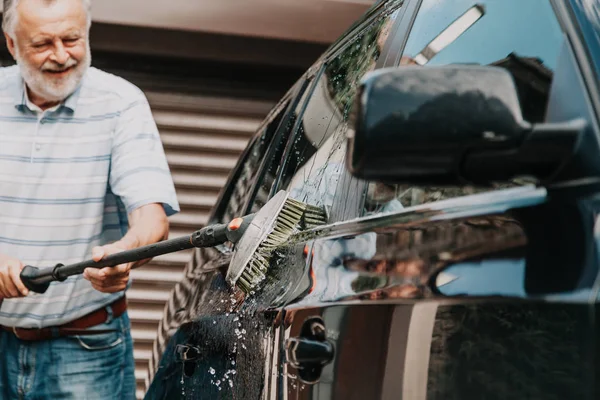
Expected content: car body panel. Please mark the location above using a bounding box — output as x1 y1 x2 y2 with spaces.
281 300 595 400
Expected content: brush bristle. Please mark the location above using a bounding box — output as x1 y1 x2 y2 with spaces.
301 204 328 229
237 198 309 294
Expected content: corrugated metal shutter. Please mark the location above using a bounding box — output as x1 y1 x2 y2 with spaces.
129 91 273 399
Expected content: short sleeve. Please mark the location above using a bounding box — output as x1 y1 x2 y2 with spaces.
109 91 180 217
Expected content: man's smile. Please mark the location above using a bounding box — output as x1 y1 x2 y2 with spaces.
43 66 75 77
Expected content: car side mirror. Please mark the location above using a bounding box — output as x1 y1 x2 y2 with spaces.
346 66 586 186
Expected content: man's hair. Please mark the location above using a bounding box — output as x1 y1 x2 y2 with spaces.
2 0 92 37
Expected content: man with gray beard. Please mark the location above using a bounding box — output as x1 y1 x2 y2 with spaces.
0 0 179 398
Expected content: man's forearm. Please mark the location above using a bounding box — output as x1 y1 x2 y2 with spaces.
117 203 169 268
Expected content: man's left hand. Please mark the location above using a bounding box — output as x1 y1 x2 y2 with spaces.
83 242 132 293
82 203 169 293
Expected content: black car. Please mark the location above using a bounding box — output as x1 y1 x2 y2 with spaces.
145 0 600 398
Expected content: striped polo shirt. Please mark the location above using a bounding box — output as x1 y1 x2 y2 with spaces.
0 65 179 328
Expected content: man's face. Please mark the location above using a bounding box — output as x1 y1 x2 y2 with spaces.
5 0 90 103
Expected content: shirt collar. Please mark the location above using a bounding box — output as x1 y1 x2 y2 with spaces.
62 85 82 112
15 78 82 114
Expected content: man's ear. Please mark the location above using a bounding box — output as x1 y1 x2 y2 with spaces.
4 33 16 60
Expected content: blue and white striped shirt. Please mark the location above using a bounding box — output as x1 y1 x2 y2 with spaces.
0 65 179 328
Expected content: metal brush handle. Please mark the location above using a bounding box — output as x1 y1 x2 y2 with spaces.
20 214 255 294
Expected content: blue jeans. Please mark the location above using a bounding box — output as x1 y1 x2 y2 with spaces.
0 310 136 399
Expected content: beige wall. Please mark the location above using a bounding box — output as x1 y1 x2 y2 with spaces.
92 0 374 43
0 0 374 43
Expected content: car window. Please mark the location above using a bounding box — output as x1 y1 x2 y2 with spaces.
245 77 316 215
364 0 565 214
325 0 403 61
217 97 290 224
265 0 404 221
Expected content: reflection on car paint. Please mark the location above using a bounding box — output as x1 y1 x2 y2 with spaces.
294 210 530 304
289 190 600 306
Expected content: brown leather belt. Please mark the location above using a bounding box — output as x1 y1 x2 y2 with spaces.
1 296 127 341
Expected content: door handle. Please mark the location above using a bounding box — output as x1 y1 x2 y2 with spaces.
286 337 334 367
176 344 201 377
284 316 334 384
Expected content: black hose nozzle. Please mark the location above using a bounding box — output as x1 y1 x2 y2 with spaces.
20 263 66 294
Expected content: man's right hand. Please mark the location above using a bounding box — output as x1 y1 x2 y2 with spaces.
0 254 29 299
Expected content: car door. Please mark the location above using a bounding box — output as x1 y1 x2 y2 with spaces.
273 0 600 399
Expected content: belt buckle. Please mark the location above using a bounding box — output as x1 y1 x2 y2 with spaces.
12 326 22 340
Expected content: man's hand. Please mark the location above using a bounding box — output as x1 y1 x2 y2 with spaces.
83 242 132 293
0 254 29 298
83 203 168 293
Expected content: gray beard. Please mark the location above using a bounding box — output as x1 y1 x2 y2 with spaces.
15 43 91 104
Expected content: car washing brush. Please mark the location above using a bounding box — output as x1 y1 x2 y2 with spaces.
19 190 327 295
225 192 323 293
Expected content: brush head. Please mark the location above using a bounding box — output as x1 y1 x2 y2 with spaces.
226 191 327 294
226 191 302 292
